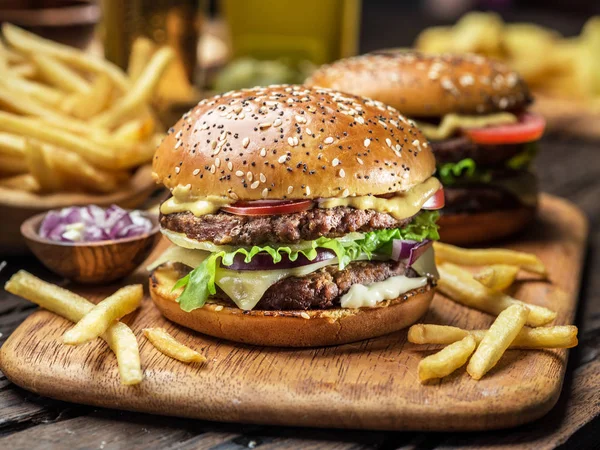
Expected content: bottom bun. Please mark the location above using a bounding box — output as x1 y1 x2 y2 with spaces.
438 205 536 245
149 264 434 347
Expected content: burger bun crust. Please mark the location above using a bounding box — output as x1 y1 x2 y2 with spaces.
149 264 434 347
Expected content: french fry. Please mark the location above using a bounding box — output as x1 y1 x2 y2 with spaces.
10 63 37 79
32 54 91 94
0 132 25 157
437 263 556 326
128 37 156 81
46 147 123 193
92 46 175 129
0 86 79 124
63 285 143 345
143 328 207 364
433 242 547 276
4 271 143 385
114 117 156 143
0 111 117 169
473 264 520 291
418 335 477 382
25 139 62 192
0 154 28 175
0 174 40 192
0 75 64 107
466 304 529 380
67 74 113 120
2 23 129 91
408 324 578 349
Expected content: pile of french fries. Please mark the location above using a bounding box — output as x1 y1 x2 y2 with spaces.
5 271 205 385
0 24 175 195
410 242 578 383
415 13 600 109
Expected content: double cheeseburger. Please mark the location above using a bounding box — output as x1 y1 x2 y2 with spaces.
306 52 546 245
149 85 444 347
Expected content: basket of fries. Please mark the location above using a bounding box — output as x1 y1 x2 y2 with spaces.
0 24 176 254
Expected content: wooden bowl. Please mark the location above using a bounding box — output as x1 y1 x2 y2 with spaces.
1 164 157 255
21 209 161 285
0 0 101 49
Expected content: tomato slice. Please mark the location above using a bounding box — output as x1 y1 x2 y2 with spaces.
463 113 546 145
422 187 445 210
221 199 314 216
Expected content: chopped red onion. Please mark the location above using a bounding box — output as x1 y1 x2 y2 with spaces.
391 239 433 267
39 205 153 243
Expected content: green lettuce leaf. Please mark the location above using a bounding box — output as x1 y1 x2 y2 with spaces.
506 142 538 170
174 211 440 311
438 158 492 185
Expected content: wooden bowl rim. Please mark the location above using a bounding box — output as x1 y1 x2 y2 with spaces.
21 210 161 248
0 2 101 27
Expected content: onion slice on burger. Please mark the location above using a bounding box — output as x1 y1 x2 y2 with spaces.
391 240 433 267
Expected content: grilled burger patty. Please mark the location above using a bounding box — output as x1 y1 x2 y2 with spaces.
442 185 523 214
161 206 415 246
431 136 528 166
167 260 427 311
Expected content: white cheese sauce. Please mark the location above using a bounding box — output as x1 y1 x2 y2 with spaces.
340 275 428 309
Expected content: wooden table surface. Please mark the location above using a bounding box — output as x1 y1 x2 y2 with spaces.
0 132 599 449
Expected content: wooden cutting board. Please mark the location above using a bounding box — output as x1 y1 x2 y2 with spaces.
0 194 588 431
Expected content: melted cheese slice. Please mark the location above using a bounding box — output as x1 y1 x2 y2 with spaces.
415 113 518 141
340 275 428 309
318 177 441 220
149 244 438 311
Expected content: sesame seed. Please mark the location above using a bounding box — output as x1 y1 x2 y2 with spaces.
332 158 340 166
210 165 216 174
295 115 306 124
386 138 392 148
338 169 345 178
273 118 282 127
175 130 183 139
247 171 253 181
357 157 364 165
300 312 310 319
242 137 250 148
260 148 267 157
215 158 221 168
259 122 272 129
229 192 239 200
324 137 334 144
235 170 244 177
262 188 269 198
192 169 200 175
278 155 287 163
306 186 311 195
250 181 260 189
215 305 224 311
227 161 233 171
459 74 474 86
175 140 182 149
364 138 371 147
259 173 266 183
287 186 294 194
287 137 296 147
174 167 180 174
306 128 313 135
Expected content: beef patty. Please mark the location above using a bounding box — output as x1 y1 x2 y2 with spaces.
167 260 429 311
431 136 527 166
161 206 415 246
442 185 522 214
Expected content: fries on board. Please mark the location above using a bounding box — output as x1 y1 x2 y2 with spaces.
0 24 175 196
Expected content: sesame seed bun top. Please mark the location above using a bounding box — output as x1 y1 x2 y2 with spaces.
152 85 436 201
305 52 532 118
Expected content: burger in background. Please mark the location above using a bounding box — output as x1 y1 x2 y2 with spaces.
149 85 444 347
306 52 545 245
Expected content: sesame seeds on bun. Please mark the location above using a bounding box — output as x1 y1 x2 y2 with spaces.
152 85 436 201
305 52 532 118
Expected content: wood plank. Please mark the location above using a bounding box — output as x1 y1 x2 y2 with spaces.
0 195 588 432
